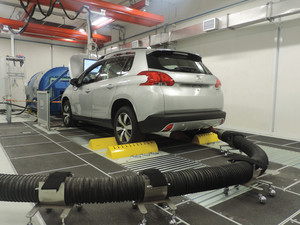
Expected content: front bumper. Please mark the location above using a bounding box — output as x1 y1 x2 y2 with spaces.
138 110 226 133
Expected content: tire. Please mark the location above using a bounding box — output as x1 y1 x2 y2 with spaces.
113 106 144 144
62 99 75 127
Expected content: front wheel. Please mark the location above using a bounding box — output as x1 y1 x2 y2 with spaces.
113 106 144 144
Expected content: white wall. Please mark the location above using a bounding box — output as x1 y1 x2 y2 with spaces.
176 17 300 140
274 19 300 139
0 37 84 105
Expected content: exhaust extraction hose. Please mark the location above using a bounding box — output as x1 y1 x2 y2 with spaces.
0 130 268 204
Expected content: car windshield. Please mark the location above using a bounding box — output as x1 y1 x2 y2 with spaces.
147 51 212 74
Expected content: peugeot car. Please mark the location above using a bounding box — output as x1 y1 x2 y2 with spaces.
62 48 226 144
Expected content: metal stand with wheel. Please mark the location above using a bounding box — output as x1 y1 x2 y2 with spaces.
251 179 276 204
26 204 73 225
133 169 178 225
219 143 276 204
133 198 177 225
26 172 80 225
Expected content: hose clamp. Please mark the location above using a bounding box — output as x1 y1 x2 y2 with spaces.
140 169 168 202
38 172 72 205
38 181 66 206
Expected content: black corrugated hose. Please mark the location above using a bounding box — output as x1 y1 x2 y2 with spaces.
0 130 268 204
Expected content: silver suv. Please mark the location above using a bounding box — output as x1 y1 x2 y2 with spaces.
62 48 226 144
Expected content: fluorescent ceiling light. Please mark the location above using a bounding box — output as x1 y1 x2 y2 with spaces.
79 28 86 34
92 17 113 26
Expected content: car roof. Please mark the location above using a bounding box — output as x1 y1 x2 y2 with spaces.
99 48 201 60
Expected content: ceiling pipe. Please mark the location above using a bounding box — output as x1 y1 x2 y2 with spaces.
22 0 164 27
0 17 111 44
22 33 87 45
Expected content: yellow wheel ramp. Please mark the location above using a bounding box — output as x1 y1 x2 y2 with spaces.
192 132 219 145
88 137 118 150
106 141 158 159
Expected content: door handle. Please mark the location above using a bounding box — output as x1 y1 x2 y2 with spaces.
85 89 91 93
107 84 114 89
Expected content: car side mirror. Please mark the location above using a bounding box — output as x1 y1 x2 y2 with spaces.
70 78 79 87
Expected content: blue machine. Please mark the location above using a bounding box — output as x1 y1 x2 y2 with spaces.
26 67 70 115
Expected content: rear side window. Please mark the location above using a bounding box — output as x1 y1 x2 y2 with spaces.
147 51 212 74
100 56 134 79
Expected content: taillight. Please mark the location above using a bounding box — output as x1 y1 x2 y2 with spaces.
138 71 174 86
162 124 174 132
215 78 221 89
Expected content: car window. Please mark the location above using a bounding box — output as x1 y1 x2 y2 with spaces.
100 56 134 79
147 51 212 74
78 61 103 85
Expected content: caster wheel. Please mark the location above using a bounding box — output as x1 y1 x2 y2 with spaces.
132 201 138 210
224 187 229 196
76 204 83 212
139 218 147 225
269 188 276 197
169 216 177 225
258 194 266 204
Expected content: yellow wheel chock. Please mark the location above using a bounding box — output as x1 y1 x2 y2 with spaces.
88 137 159 159
192 132 219 145
88 137 118 150
106 141 158 159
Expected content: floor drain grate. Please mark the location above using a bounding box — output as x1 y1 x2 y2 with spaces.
121 154 206 173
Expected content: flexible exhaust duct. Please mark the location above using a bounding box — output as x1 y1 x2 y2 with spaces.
0 130 268 205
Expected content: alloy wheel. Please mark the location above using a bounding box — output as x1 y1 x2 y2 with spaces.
116 112 133 143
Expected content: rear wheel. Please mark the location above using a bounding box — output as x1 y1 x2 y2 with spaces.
113 106 144 144
62 100 75 127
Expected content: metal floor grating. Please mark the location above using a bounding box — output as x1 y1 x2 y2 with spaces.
121 154 206 173
186 185 251 208
258 145 300 169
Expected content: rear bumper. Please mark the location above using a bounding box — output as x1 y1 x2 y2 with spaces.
138 110 226 133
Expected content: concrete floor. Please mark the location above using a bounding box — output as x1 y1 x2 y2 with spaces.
0 114 299 225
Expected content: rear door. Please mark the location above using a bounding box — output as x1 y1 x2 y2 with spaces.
146 51 223 114
91 55 135 119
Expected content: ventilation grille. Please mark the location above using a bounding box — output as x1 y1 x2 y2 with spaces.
203 18 219 32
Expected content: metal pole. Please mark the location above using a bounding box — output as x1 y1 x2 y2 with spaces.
11 33 15 57
271 23 281 133
6 33 15 124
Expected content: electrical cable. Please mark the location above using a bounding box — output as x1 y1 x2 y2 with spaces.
35 0 55 18
0 102 26 109
0 102 28 115
50 94 62 102
12 104 28 115
16 0 94 39
8 2 36 35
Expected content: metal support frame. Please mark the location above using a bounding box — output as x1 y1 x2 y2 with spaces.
5 99 11 124
132 175 178 225
26 204 73 225
134 198 177 225
26 179 83 225
85 7 98 56
37 91 50 131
